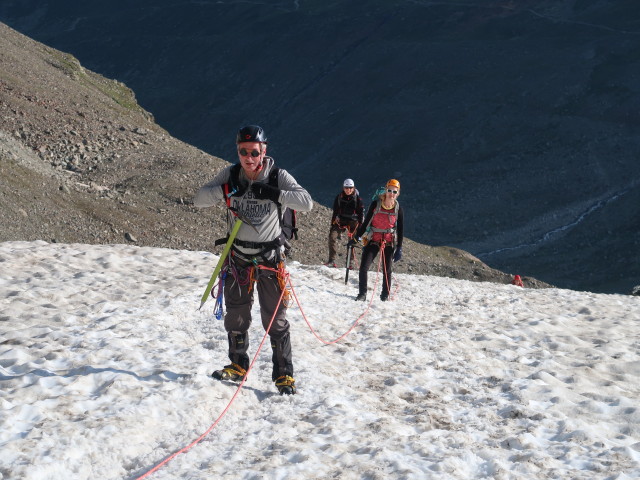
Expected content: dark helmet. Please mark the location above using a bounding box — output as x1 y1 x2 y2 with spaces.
236 125 268 144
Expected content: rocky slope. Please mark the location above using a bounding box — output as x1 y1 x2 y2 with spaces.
0 23 548 289
2 0 638 293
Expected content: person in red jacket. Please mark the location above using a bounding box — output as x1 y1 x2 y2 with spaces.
353 179 404 302
326 178 364 268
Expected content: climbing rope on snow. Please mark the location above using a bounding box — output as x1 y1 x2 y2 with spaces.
134 265 289 480
288 246 384 345
135 250 393 478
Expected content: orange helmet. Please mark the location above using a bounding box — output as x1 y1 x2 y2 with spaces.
386 179 400 191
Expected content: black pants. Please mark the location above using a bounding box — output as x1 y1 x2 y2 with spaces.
223 256 293 380
328 219 358 265
358 243 394 298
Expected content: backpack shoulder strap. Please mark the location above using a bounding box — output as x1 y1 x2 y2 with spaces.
373 199 382 216
223 164 243 208
267 165 285 227
225 163 243 194
230 163 242 188
363 199 380 233
267 166 284 216
267 166 280 189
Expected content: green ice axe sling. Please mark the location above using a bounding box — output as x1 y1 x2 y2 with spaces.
198 217 243 310
198 205 258 310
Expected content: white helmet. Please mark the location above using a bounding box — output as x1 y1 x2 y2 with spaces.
343 178 355 188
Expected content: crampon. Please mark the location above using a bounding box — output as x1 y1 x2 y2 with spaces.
212 363 246 381
274 375 296 395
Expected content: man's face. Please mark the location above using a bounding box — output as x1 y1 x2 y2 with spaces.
343 186 355 195
237 141 266 175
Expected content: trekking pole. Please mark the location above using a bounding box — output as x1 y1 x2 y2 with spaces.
345 242 352 285
198 207 257 310
344 228 359 285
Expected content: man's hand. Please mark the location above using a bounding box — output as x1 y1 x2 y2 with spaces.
251 182 280 202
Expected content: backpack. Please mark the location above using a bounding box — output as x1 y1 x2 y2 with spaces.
337 189 360 221
225 163 298 241
361 198 399 247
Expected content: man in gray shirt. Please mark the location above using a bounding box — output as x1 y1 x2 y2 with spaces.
194 125 313 395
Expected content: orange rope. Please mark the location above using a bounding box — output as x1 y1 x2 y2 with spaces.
288 247 384 345
379 241 401 301
135 247 397 478
134 269 289 479
247 265 256 294
276 260 291 307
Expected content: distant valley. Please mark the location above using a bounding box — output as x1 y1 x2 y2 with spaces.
1 0 639 293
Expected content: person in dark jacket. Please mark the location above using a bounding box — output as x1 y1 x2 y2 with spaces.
194 125 313 395
326 178 364 269
353 179 404 302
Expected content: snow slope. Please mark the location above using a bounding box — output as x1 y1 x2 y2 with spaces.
1 241 638 479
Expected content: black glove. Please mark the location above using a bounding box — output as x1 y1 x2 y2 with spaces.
251 182 280 202
347 237 360 247
393 247 402 263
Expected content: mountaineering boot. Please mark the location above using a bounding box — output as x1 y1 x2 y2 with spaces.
324 261 337 268
228 331 249 370
270 332 294 390
213 331 250 380
212 363 247 381
275 375 296 395
355 292 366 301
380 292 389 301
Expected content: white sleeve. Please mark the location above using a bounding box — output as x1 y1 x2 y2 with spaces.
193 167 231 208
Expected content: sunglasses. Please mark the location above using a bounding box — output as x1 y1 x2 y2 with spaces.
238 148 262 158
344 186 354 189
387 189 398 194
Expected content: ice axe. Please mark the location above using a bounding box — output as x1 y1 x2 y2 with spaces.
345 243 353 285
198 207 257 310
344 236 360 285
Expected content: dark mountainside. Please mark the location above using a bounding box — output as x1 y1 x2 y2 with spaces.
0 22 532 289
1 0 639 294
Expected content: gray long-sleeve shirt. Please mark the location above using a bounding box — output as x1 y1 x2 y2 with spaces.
194 157 313 256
